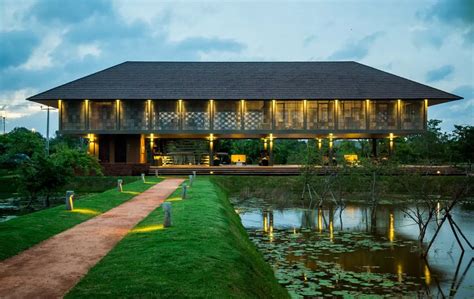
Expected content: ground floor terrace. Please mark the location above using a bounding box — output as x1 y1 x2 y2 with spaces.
86 135 393 167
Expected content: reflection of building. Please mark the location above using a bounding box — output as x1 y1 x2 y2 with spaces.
27 62 461 167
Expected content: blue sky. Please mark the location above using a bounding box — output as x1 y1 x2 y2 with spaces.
0 0 472 136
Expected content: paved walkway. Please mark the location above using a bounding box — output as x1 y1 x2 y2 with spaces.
0 178 184 299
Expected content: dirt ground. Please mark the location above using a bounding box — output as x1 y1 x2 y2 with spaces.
0 178 184 299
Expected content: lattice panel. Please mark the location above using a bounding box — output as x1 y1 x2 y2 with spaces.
244 111 263 130
121 102 148 130
214 112 241 130
370 102 397 130
184 112 209 130
157 112 179 130
90 102 116 130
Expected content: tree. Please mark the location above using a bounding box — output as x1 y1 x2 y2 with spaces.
0 127 45 169
51 145 102 176
394 119 450 163
450 125 474 163
18 155 70 208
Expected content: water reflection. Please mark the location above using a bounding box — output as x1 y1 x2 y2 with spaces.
236 201 474 298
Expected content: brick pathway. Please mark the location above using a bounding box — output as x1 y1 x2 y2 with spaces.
0 178 184 299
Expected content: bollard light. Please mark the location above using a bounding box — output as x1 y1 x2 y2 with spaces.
65 191 74 210
162 202 172 227
141 173 146 183
182 183 187 199
188 174 193 187
117 179 123 192
193 170 196 180
155 169 159 177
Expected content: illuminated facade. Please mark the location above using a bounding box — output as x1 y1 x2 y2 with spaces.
27 62 461 166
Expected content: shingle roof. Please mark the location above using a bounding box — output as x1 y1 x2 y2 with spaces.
27 61 462 102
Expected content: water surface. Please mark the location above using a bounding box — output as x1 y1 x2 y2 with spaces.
235 199 474 298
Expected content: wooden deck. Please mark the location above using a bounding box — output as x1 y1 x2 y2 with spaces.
148 165 470 176
149 165 301 175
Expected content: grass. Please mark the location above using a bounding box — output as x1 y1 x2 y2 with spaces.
0 176 162 261
67 177 289 299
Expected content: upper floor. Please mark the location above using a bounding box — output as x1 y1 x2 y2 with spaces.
58 98 427 138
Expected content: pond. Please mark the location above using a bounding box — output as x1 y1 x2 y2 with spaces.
233 198 474 298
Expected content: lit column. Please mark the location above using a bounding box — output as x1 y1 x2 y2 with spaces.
365 99 370 129
241 99 245 130
148 133 155 164
317 138 322 150
328 133 334 162
397 99 402 130
209 134 215 166
58 99 62 131
303 100 307 129
389 133 394 156
116 99 121 130
178 99 183 130
87 134 98 158
209 99 214 130
423 99 428 130
147 100 152 130
84 99 89 130
269 133 274 166
272 100 276 130
140 134 146 163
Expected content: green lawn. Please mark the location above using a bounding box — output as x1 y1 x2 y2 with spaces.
67 177 289 299
0 177 162 261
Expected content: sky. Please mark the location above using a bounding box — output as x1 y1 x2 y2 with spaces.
0 0 473 136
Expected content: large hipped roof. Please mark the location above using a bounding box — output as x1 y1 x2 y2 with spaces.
27 61 462 103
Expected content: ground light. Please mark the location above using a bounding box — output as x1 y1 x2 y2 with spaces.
65 191 74 210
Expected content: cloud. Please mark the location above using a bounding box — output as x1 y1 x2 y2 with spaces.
425 65 454 82
420 0 474 44
173 37 245 53
29 0 111 25
77 43 102 60
20 31 64 71
412 29 444 49
0 30 39 69
429 85 474 131
328 32 384 60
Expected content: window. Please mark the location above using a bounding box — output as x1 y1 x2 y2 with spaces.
369 101 397 130
61 101 85 130
307 101 335 130
338 101 366 130
402 101 423 130
120 100 148 130
244 101 272 130
89 101 116 130
275 100 304 130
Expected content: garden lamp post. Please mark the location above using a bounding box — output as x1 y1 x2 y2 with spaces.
40 105 57 155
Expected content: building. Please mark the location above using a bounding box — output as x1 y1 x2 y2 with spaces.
27 61 461 170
